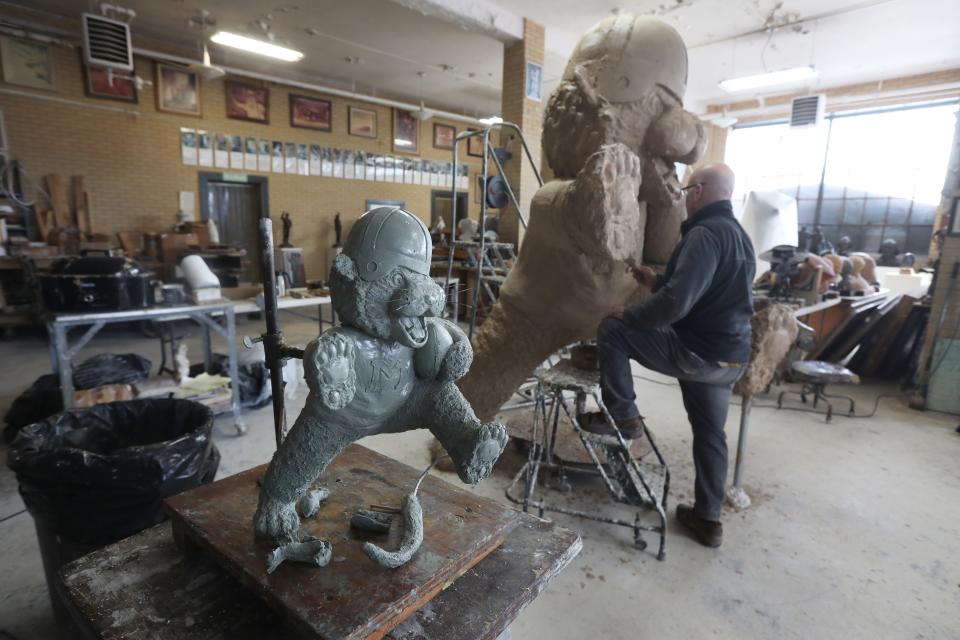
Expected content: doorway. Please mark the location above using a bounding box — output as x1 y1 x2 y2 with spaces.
199 172 269 283
431 189 468 234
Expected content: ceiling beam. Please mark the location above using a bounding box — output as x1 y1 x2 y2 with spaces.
387 0 524 43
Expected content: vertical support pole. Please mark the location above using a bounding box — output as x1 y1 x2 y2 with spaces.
202 320 213 372
259 219 286 449
732 395 752 489
52 322 74 410
225 306 246 435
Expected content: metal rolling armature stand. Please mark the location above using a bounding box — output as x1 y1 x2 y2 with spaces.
242 218 305 448
506 359 670 560
445 123 543 338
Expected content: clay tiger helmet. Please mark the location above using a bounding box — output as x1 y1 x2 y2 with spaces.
341 206 431 281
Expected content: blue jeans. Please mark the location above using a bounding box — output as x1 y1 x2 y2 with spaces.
597 318 743 521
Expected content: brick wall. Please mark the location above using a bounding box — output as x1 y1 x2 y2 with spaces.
498 19 544 245
1 45 484 279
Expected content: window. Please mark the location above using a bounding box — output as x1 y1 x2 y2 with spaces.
725 100 957 256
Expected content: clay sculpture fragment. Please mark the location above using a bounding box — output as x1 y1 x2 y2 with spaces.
457 14 707 421
254 206 508 568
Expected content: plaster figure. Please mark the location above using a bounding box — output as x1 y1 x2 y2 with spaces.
824 254 871 294
456 14 707 420
734 304 799 399
849 251 878 285
254 206 508 550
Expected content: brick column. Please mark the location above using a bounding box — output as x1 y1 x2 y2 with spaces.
498 19 544 246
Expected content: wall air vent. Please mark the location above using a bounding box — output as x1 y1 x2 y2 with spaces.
790 94 825 128
82 13 133 71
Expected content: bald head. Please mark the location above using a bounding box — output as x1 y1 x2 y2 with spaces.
685 162 735 215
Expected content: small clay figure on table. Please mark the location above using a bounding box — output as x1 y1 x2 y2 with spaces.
280 212 293 248
254 206 507 567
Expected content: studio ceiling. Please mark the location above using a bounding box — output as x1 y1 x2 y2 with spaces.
3 0 959 116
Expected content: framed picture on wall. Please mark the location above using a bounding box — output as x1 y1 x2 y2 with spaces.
392 108 419 155
83 63 136 102
525 61 543 101
155 63 200 116
225 80 269 123
433 123 455 150
467 129 483 157
0 36 55 91
289 94 332 131
348 106 377 138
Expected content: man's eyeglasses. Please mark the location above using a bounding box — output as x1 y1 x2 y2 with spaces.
681 182 705 192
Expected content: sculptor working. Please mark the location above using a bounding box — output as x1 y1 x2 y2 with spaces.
584 163 755 548
254 207 507 564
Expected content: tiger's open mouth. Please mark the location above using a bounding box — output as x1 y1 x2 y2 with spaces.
394 315 429 348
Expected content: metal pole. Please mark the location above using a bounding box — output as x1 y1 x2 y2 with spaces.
259 218 286 449
732 395 752 488
468 128 492 339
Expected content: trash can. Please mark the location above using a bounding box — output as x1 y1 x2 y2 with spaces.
6 398 220 639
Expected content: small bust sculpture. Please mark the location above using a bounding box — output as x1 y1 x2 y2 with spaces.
878 238 900 266
254 207 507 544
280 212 293 248
837 235 852 256
811 226 834 256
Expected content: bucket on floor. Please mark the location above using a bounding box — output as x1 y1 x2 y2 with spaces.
6 398 220 639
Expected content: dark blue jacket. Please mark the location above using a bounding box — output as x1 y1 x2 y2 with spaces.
623 199 755 363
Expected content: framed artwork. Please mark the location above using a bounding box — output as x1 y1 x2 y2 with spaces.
289 94 332 131
392 108 419 154
349 106 377 138
155 63 200 116
433 123 455 150
0 36 55 91
83 63 136 102
225 80 269 123
467 129 483 157
525 61 542 101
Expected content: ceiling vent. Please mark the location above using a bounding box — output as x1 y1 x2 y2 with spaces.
790 94 825 128
82 13 133 71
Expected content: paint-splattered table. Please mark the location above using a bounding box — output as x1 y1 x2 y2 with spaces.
58 463 581 639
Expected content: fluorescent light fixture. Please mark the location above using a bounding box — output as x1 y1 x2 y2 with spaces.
718 66 817 93
210 31 303 62
394 139 413 147
478 116 502 125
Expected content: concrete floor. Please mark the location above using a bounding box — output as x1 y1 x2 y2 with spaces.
1 314 958 639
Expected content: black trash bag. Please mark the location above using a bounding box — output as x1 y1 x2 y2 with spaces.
190 354 271 409
3 353 153 443
3 374 62 443
72 353 151 389
7 398 219 547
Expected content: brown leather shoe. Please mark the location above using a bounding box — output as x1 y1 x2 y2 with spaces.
676 504 723 548
578 412 645 439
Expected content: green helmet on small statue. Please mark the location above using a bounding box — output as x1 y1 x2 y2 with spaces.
342 207 432 281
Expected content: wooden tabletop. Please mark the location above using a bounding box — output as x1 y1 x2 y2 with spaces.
59 501 580 640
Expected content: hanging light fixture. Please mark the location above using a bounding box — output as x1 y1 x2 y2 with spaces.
210 31 304 62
